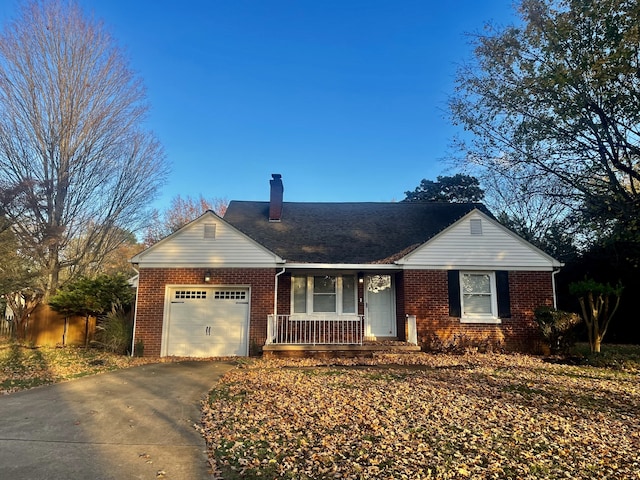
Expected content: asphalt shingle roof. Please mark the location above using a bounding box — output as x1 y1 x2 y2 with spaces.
223 201 490 264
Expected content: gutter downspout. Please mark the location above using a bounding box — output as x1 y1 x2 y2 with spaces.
552 267 561 310
130 265 140 357
274 265 286 316
267 265 287 346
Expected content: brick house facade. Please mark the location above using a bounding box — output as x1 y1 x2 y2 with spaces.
135 267 554 356
398 270 553 351
131 175 562 357
134 267 275 356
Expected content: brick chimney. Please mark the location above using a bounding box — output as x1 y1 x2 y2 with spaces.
269 173 284 221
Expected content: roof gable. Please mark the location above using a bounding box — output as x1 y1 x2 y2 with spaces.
131 210 282 267
397 209 562 270
223 201 488 264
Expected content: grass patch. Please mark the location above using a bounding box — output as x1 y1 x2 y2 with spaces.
501 382 546 398
1 377 51 390
298 367 347 377
567 343 640 372
208 382 248 403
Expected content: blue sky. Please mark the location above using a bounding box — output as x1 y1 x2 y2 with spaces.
0 1 517 209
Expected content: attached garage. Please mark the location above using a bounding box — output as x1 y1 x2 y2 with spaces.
162 287 250 357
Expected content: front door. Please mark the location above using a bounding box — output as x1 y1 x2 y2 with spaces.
365 275 396 338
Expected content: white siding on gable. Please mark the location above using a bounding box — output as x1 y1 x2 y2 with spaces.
133 213 280 267
399 210 561 270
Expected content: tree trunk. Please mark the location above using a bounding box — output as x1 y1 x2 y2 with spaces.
593 336 602 353
46 253 61 299
5 293 41 342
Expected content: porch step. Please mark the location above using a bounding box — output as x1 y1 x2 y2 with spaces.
262 343 421 359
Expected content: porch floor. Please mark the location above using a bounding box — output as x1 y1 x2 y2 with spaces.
262 340 421 359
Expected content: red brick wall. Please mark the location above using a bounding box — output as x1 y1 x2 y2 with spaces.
277 273 292 315
401 270 554 352
134 267 275 356
136 267 555 356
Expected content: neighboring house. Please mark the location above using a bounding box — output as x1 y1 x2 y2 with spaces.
131 174 562 357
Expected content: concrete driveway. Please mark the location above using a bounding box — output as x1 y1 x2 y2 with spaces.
0 361 235 480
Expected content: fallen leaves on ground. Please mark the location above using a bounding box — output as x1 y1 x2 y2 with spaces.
201 353 640 479
0 343 159 394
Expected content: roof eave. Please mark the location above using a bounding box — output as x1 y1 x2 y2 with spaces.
283 262 402 270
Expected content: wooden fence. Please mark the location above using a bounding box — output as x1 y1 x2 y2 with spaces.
0 319 14 337
1 303 96 347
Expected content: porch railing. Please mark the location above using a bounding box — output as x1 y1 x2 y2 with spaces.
266 315 364 345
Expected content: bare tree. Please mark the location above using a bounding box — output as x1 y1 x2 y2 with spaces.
0 179 30 234
0 1 168 298
143 194 228 246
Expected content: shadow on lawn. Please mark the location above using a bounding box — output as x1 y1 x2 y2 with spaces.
297 359 640 422
0 343 53 391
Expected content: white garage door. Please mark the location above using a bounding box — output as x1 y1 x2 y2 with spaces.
165 287 249 357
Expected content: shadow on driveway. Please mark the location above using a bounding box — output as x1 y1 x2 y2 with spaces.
0 361 235 480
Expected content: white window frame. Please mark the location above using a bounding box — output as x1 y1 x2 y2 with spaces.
291 274 358 317
459 271 501 324
312 276 337 313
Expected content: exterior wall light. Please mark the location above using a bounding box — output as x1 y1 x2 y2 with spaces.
204 271 211 283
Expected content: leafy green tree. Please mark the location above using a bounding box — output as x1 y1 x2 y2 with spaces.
49 274 135 346
450 0 640 243
49 275 134 317
569 279 623 353
403 174 485 203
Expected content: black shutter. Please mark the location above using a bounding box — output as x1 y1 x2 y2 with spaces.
496 270 511 318
448 270 461 317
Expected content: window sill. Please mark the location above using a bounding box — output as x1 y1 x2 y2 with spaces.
460 316 502 324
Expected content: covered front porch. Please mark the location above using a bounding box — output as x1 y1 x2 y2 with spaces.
263 313 419 358
265 268 419 358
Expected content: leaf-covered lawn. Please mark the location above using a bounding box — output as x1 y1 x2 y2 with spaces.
0 341 157 394
201 353 640 479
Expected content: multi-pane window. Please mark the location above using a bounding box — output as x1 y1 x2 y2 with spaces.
461 272 496 317
313 276 336 312
175 290 207 299
292 275 357 314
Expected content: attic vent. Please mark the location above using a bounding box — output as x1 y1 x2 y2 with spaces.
204 223 216 239
470 219 483 235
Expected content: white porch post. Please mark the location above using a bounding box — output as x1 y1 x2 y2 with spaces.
407 314 417 345
266 314 275 345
